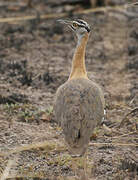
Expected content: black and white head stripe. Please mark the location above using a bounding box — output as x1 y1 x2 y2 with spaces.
57 19 91 33
76 19 86 25
72 19 91 33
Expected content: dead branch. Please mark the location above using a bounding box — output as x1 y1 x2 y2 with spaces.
90 142 138 147
111 131 137 139
0 140 64 157
0 5 126 24
119 107 138 128
0 140 138 157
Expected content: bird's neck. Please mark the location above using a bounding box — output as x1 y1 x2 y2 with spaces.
69 33 89 80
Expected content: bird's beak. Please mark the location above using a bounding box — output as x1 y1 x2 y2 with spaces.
57 19 73 26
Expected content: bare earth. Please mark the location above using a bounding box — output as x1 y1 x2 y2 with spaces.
0 1 137 180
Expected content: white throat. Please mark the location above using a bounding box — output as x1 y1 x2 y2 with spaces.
77 34 85 46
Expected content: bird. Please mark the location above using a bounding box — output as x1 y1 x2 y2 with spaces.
54 19 105 178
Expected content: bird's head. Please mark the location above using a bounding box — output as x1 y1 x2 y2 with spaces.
57 19 91 39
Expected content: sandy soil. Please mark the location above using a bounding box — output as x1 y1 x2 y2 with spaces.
0 1 137 180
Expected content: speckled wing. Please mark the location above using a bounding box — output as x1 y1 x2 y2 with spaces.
54 78 104 155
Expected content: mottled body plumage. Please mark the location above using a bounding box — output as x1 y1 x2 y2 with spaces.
54 78 104 156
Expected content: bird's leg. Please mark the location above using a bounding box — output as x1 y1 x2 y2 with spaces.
73 153 89 180
82 151 88 180
71 156 79 179
71 153 89 180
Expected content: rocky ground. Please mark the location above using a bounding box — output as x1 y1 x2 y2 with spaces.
0 0 137 180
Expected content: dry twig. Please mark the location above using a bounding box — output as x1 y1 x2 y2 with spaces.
90 142 138 147
119 107 138 127
111 131 137 139
0 5 126 23
0 140 138 157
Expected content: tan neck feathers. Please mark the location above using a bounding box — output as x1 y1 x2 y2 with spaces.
69 33 89 80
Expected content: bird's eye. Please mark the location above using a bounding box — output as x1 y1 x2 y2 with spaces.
73 23 78 27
